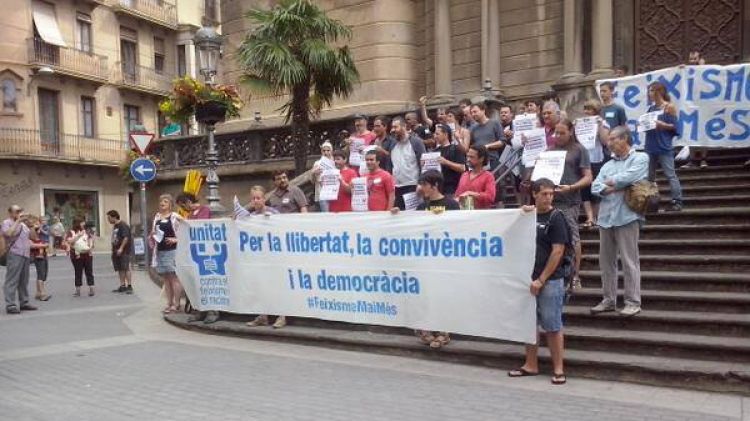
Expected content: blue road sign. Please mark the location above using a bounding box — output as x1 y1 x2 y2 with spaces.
130 158 157 182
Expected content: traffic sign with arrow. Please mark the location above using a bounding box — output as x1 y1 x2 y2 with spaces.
130 132 155 155
130 157 157 183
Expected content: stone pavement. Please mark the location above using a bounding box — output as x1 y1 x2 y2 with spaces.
0 255 748 420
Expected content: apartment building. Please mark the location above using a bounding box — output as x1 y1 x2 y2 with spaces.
0 0 219 247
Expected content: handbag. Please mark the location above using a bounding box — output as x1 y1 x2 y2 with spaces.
625 180 660 214
0 236 18 267
73 234 91 254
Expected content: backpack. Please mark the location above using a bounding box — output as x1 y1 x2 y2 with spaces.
544 209 576 298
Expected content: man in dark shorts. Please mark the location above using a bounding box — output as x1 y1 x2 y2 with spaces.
107 210 132 294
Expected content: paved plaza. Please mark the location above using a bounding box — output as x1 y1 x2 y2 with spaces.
0 255 747 421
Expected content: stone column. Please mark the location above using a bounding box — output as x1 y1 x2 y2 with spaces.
433 0 453 103
589 0 614 76
481 0 502 94
559 0 584 81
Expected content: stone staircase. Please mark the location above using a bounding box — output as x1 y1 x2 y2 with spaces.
165 147 750 395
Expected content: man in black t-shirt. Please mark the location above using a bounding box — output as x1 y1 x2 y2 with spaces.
415 170 460 213
106 210 133 294
508 178 568 385
433 124 466 198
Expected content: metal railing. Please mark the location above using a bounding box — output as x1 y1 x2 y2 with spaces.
28 38 109 81
113 0 177 28
0 128 127 166
113 62 173 95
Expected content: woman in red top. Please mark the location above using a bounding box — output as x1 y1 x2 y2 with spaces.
456 145 496 209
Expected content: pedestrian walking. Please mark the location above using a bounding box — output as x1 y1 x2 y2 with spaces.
151 194 183 314
590 126 650 317
2 205 38 314
30 218 51 301
50 217 65 256
66 218 95 297
107 210 133 294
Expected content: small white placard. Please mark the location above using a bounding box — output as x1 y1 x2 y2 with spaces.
531 151 568 185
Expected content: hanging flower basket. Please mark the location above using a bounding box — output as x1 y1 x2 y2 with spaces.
159 76 243 125
195 100 228 125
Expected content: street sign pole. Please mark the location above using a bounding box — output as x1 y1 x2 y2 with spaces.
140 182 149 268
128 132 155 270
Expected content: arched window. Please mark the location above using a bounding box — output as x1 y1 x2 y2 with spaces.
2 79 17 112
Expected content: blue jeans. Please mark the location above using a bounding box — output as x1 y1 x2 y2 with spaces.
537 278 564 332
648 152 682 204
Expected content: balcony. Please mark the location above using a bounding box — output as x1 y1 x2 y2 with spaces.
0 128 127 167
28 38 109 84
113 62 173 96
111 0 178 30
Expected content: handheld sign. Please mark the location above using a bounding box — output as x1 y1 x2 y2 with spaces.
130 157 157 183
531 151 567 185
129 132 155 155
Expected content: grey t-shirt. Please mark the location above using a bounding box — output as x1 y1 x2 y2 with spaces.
601 103 627 129
469 119 503 161
553 142 591 207
391 138 420 187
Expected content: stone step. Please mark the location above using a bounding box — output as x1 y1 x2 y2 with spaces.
563 306 750 337
659 183 750 196
580 254 750 272
655 173 750 188
580 238 750 254
568 288 750 314
641 207 750 224
164 314 750 394
578 270 750 293
666 164 750 177
561 326 750 363
580 224 750 240
656 194 750 207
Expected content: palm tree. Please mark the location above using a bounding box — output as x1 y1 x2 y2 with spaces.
237 0 359 175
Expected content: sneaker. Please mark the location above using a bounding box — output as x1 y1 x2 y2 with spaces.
246 315 268 327
272 315 287 329
619 305 641 317
112 285 127 293
19 304 38 311
680 162 696 169
590 301 616 314
6 306 20 314
666 200 683 212
700 160 708 169
203 311 220 324
125 285 134 295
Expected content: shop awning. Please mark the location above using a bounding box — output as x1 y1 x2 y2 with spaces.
32 1 67 47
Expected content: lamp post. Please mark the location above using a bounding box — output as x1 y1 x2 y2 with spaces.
194 26 225 214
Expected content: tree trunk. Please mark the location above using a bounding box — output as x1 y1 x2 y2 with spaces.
291 82 311 176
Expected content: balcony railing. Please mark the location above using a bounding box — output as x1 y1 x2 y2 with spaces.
113 62 173 96
111 0 178 29
0 128 127 166
28 38 109 83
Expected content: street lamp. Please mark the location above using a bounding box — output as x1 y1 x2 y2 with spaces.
194 26 225 214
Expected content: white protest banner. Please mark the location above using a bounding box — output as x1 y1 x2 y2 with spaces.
402 192 421 210
349 137 365 166
637 110 663 132
574 116 598 150
420 152 441 173
521 128 547 167
596 64 750 148
319 169 341 201
531 151 567 185
175 210 537 343
351 177 368 212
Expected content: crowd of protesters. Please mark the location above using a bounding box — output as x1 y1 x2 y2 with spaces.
4 56 714 386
